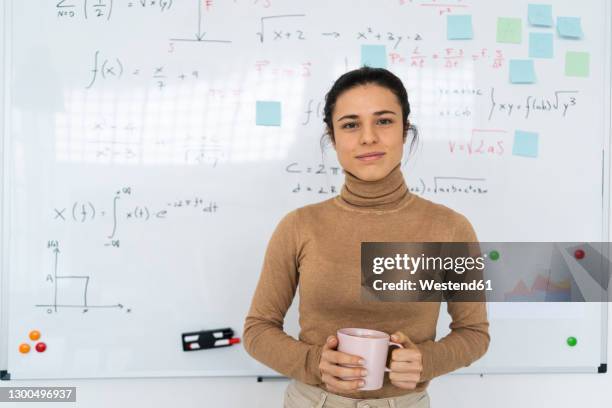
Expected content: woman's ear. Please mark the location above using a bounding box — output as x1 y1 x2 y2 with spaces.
326 128 336 150
403 122 410 144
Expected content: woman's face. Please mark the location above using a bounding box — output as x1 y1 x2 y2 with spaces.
330 83 406 181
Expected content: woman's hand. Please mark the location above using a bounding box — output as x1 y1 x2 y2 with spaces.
318 335 367 394
388 331 423 390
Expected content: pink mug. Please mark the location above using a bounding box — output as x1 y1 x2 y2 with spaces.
336 328 404 391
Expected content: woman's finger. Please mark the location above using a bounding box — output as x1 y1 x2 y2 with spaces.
388 360 422 373
390 347 422 363
322 335 338 351
320 358 362 379
321 372 364 392
388 370 421 383
390 331 417 348
325 349 365 366
325 362 367 379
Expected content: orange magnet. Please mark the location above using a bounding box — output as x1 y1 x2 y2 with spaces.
29 330 41 341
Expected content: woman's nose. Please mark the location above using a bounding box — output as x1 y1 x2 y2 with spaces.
360 124 378 144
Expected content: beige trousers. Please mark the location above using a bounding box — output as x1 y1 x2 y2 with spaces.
283 380 431 408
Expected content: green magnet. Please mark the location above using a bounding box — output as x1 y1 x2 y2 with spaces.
488 250 500 261
567 337 577 347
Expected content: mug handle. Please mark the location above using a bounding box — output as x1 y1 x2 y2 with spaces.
384 342 404 372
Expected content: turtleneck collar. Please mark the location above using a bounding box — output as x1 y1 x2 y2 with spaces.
338 162 411 210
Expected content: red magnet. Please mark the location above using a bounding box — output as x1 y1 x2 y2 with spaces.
35 342 47 353
574 249 585 260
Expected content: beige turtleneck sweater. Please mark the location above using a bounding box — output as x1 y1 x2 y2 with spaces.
243 163 490 399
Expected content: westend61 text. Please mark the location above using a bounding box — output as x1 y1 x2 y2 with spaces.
372 279 493 291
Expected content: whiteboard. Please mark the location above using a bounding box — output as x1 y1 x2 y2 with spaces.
0 0 609 380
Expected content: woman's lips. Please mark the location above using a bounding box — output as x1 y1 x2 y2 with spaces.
356 153 385 161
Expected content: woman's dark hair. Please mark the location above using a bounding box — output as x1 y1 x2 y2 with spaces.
320 66 418 154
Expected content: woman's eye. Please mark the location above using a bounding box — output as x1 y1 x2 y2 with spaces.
341 119 391 129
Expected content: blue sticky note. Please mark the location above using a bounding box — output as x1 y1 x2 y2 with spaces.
447 15 473 40
513 130 539 158
256 101 281 126
528 4 553 27
361 45 387 68
509 60 536 84
529 32 554 58
557 17 583 39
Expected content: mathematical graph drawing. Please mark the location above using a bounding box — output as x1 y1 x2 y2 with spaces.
169 0 231 43
35 242 129 314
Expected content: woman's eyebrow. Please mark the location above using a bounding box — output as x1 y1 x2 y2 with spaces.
373 110 397 116
336 110 397 122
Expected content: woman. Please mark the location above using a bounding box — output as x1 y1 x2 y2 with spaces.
243 67 490 408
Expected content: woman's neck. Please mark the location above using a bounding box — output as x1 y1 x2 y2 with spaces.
338 163 409 210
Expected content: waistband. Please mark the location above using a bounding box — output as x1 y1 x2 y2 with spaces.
290 380 429 408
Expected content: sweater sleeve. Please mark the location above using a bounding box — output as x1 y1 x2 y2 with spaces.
243 210 323 385
416 213 491 383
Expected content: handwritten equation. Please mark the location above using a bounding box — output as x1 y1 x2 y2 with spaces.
71 118 227 165
85 50 314 88
391 47 505 69
52 187 219 248
448 129 506 156
399 0 469 16
409 176 489 195
488 88 579 120
285 163 488 196
85 50 211 89
56 0 173 20
286 162 341 195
